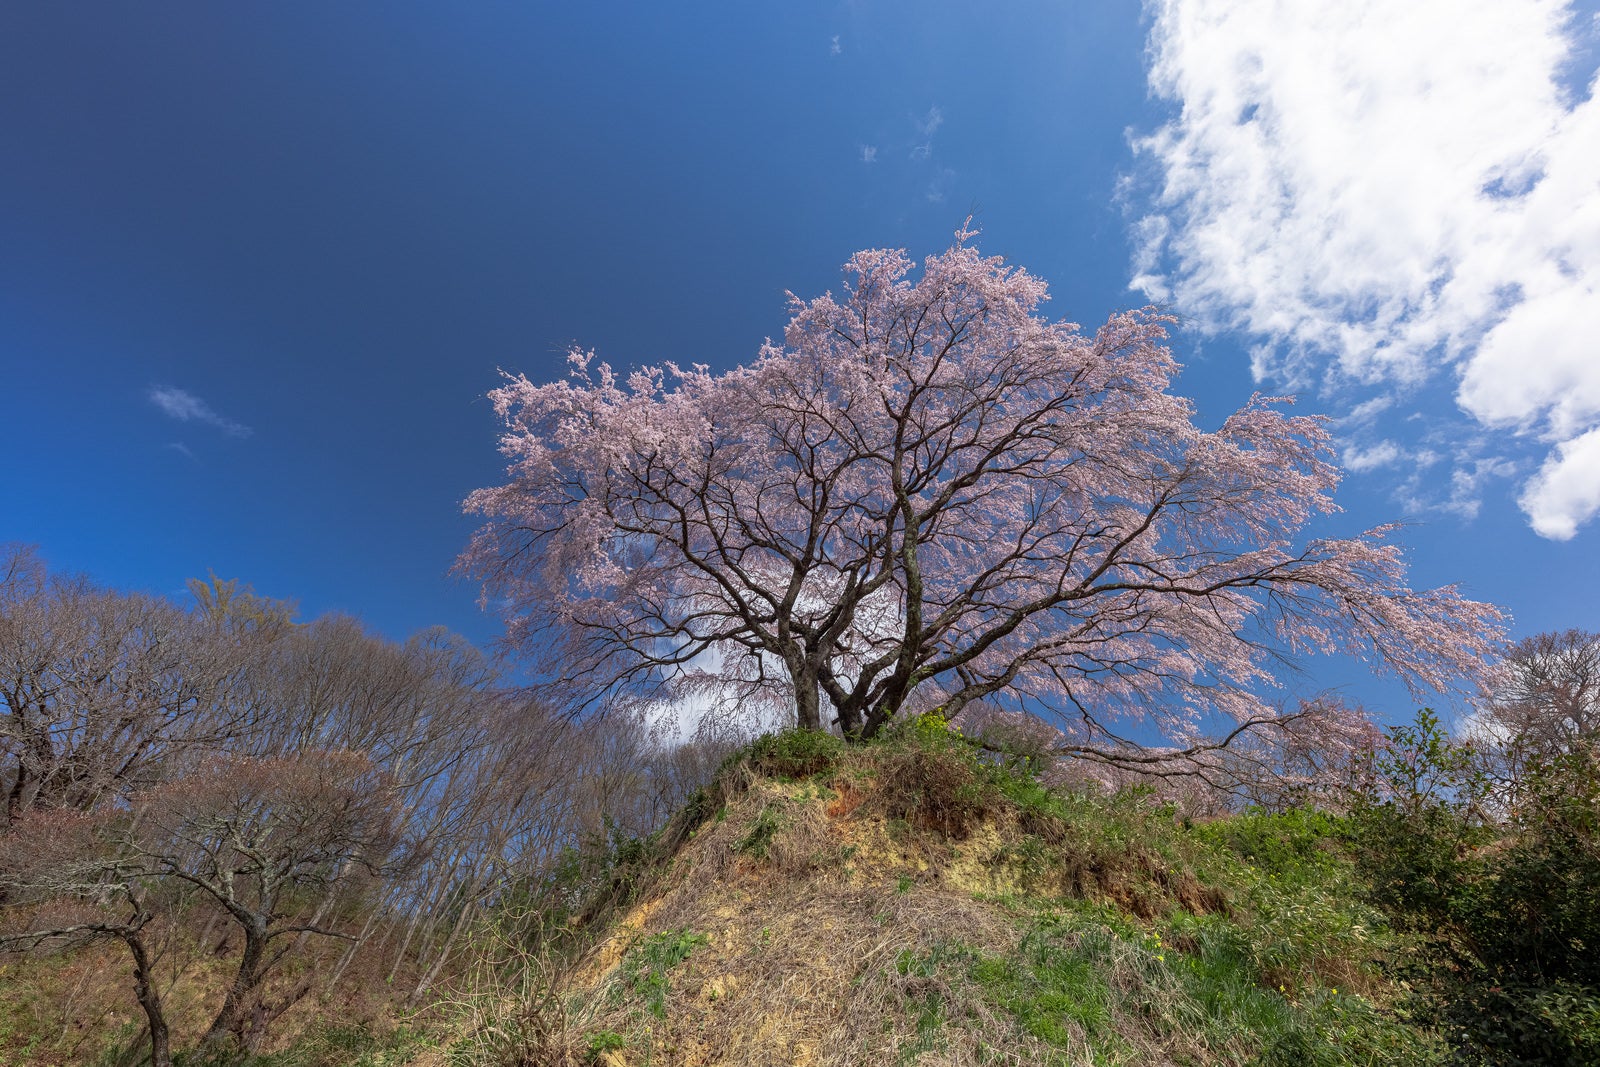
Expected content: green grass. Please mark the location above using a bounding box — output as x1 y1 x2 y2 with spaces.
889 905 1443 1067
617 929 708 1020
734 802 785 859
746 729 845 780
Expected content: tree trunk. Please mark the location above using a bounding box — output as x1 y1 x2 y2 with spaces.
4 762 27 827
123 929 172 1067
407 885 480 1008
326 907 381 993
793 661 822 731
860 706 894 741
202 924 267 1052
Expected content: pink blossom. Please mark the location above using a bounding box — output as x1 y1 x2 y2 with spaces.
461 230 1507 758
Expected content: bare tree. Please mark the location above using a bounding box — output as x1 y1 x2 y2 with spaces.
2 751 403 1055
1470 629 1600 807
1487 629 1600 752
0 545 744 1050
134 751 400 1052
0 546 249 825
0 807 177 1067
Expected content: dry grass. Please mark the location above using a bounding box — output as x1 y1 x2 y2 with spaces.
0 911 427 1066
452 728 1433 1067
530 748 1232 1067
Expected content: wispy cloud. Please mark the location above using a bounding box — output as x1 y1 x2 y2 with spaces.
1130 0 1600 539
911 105 944 160
859 144 878 164
148 386 251 437
830 34 841 56
163 441 198 462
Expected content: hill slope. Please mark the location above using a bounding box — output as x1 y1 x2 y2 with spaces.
451 725 1438 1067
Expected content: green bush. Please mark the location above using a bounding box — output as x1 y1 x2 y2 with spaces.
1348 710 1489 929
1345 712 1600 1064
1442 980 1600 1066
1466 748 1600 986
746 729 844 779
1196 808 1349 886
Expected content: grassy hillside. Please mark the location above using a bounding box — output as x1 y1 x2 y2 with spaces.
4 718 1597 1066
444 724 1434 1067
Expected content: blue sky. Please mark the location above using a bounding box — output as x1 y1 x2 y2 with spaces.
4 2 1598 721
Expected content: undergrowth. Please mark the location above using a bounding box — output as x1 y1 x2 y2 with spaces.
441 720 1469 1065
16 718 1593 1065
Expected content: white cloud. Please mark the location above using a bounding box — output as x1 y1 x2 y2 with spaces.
860 144 878 164
1343 395 1397 425
1342 440 1401 473
148 386 251 437
1131 0 1600 537
830 34 841 56
1520 425 1600 538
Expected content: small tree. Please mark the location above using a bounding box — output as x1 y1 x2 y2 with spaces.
1349 709 1490 929
462 231 1505 762
2 751 398 1058
0 809 176 1067
142 751 399 1052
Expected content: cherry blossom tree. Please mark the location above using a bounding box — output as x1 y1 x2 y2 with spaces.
461 230 1506 757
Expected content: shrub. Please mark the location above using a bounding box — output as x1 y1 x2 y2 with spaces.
1196 808 1349 886
1463 746 1600 987
746 730 844 780
1347 710 1488 929
1442 980 1600 1066
876 737 994 840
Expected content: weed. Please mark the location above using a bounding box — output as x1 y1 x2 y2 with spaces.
876 741 994 839
584 1030 627 1060
735 803 785 860
1196 807 1350 886
617 929 707 1020
958 907 1441 1066
442 921 593 1067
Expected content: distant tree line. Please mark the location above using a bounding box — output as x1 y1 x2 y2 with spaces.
0 544 737 1065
